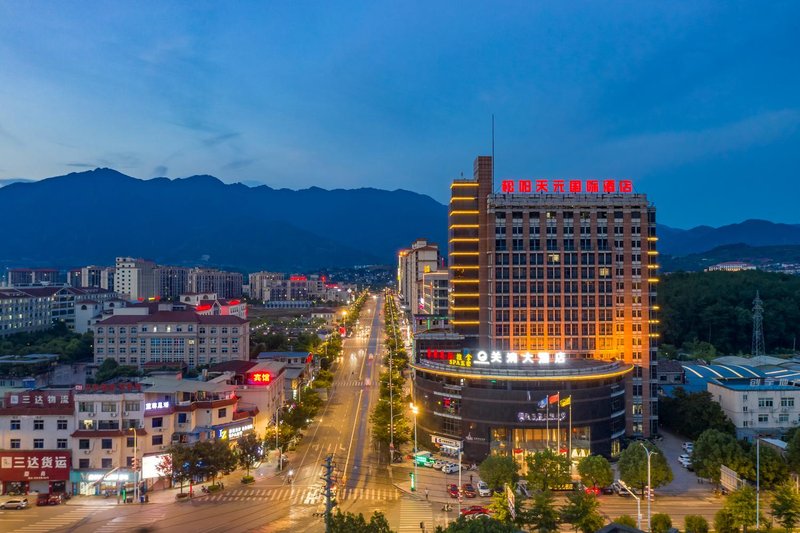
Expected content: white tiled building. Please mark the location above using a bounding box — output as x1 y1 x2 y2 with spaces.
708 376 800 440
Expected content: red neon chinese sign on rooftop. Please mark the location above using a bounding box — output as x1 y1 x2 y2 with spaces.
246 371 272 385
500 179 633 194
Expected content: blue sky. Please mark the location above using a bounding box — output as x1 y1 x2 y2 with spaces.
0 1 797 228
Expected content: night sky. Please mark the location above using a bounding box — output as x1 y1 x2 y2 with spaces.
0 2 797 228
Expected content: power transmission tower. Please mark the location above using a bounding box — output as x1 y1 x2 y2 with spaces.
322 454 335 532
752 291 766 358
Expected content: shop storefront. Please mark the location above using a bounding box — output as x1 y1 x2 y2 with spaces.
412 348 631 463
215 419 255 442
70 470 134 496
0 451 71 495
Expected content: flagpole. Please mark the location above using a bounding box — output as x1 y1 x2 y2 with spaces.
557 395 561 456
546 399 550 450
569 400 573 465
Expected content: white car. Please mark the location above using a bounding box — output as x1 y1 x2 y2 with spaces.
682 442 694 452
477 481 491 497
433 460 448 470
0 498 28 510
442 463 460 474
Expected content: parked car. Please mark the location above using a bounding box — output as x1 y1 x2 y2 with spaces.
433 460 448 470
682 442 694 452
477 481 492 497
460 505 490 516
442 463 460 474
36 493 62 506
0 498 28 510
584 485 601 496
447 484 460 498
601 486 615 495
462 484 477 498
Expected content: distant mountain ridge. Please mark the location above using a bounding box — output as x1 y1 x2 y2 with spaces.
0 168 448 271
1 168 798 271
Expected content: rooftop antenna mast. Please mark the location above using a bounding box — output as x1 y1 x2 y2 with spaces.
752 291 766 359
491 114 495 179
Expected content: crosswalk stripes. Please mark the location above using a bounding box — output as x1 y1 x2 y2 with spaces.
397 497 434 533
202 486 401 505
334 380 363 387
6 507 98 533
93 509 167 532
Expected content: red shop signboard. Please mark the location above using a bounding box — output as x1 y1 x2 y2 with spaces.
0 451 71 481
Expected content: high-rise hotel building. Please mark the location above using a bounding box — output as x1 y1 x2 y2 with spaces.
446 155 658 437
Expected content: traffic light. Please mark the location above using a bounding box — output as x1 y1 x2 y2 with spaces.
410 472 416 492
131 458 138 470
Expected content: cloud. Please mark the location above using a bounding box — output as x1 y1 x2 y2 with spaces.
151 165 168 177
593 109 800 172
0 123 23 146
66 162 95 168
221 158 256 171
203 132 241 147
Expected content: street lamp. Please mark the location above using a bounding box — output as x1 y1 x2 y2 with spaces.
128 427 139 504
639 442 658 532
275 409 282 472
410 403 418 492
617 479 642 530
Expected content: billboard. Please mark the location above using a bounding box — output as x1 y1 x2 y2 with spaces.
0 451 71 481
142 453 170 480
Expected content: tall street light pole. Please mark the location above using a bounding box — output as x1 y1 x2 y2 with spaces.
639 443 657 532
410 403 418 492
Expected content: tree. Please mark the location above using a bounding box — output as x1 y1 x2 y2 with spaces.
714 508 738 533
650 513 672 533
434 516 519 532
488 491 518 525
787 430 800 473
684 515 709 533
745 444 788 489
723 485 762 533
526 449 571 492
613 516 638 528
236 432 263 476
194 439 237 484
692 429 750 485
771 482 800 533
166 444 194 494
155 453 174 489
577 455 613 490
328 510 394 533
618 442 673 496
479 454 519 490
560 490 604 533
659 388 735 439
524 490 559 533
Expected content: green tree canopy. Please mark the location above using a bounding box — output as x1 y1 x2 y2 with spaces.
525 449 571 492
560 490 604 533
613 516 638 528
328 510 394 533
771 482 800 533
236 432 263 476
650 513 672 533
523 489 559 533
684 515 709 533
786 430 800 473
577 455 613 489
434 516 519 533
479 454 519 490
618 442 673 495
714 508 738 533
659 388 735 439
743 443 788 488
723 485 763 533
692 429 751 485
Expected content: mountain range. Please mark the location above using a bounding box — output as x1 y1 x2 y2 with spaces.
1 168 798 272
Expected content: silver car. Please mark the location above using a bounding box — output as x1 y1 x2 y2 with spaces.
1 498 28 509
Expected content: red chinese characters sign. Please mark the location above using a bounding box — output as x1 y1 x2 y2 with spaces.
246 371 272 385
500 179 633 194
0 451 71 481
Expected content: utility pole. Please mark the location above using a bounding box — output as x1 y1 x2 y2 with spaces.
322 454 335 532
752 291 766 359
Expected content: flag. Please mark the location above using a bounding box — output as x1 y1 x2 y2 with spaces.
548 392 560 404
527 390 531 402
537 397 547 409
560 396 571 408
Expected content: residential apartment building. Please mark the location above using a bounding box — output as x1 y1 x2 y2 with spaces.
114 257 158 301
421 270 449 317
188 269 244 299
92 310 249 368
397 239 441 314
155 267 191 299
67 266 116 291
708 377 800 441
0 286 118 336
248 272 285 302
6 268 61 287
447 155 659 437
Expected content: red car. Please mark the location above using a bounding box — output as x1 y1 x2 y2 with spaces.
584 485 601 496
36 493 62 506
447 484 460 498
461 505 490 516
461 483 477 498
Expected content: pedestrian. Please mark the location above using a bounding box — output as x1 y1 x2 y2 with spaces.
469 474 473 483
425 488 429 500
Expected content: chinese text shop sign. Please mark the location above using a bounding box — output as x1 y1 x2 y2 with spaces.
0 451 70 481
423 348 566 368
500 179 633 194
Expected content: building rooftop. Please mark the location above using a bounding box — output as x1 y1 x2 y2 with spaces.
96 310 248 325
709 377 800 391
141 376 235 394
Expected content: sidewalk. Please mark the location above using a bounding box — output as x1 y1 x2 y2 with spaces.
65 456 289 507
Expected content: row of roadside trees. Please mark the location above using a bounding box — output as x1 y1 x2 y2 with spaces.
370 291 412 456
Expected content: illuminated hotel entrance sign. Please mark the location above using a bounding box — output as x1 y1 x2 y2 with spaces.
500 179 633 194
424 348 566 368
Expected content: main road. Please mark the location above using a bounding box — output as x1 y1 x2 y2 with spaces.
2 294 402 533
